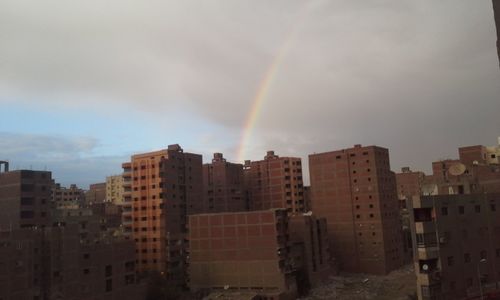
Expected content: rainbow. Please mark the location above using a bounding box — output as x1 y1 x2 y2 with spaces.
236 3 312 162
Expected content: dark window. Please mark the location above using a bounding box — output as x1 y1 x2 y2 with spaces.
458 206 465 214
20 197 34 205
464 253 471 263
105 265 112 277
447 256 454 266
441 207 448 216
491 204 496 212
20 211 34 219
105 279 112 292
475 205 481 213
480 250 487 260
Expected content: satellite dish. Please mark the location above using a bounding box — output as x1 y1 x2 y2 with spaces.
422 264 429 271
448 163 466 176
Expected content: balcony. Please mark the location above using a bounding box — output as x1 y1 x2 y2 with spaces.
417 247 439 260
415 221 436 234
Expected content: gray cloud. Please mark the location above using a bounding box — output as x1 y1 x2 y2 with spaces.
1 0 499 182
0 132 126 188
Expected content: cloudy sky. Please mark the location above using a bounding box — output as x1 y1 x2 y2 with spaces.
1 0 499 187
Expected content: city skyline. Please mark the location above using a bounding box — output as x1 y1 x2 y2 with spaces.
1 0 499 187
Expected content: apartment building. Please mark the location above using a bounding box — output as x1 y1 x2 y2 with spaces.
188 209 298 299
288 213 333 289
86 182 107 205
0 168 53 230
411 194 500 300
52 183 86 208
121 144 203 281
396 139 500 199
244 151 305 213
107 175 124 205
0 225 143 300
202 153 246 213
309 144 404 274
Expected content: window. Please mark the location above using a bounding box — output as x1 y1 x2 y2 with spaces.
480 250 487 260
491 204 496 212
466 278 473 288
20 211 34 219
105 265 112 277
475 205 481 213
464 253 471 263
447 256 454 266
105 279 112 292
458 206 465 215
20 197 34 205
441 207 448 216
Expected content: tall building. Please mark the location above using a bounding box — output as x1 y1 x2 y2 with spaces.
121 144 203 281
188 209 298 299
411 194 500 300
86 182 107 205
288 213 333 288
202 153 246 213
52 183 86 208
107 174 124 205
309 145 404 274
0 168 52 230
244 151 305 214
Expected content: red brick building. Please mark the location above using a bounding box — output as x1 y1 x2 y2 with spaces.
121 144 203 281
0 169 53 230
309 145 404 274
188 209 298 299
202 153 246 213
244 151 305 214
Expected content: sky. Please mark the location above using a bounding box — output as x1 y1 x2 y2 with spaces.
1 0 499 188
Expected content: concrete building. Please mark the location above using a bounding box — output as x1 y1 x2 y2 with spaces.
244 151 305 214
52 183 86 208
202 153 246 213
121 144 203 281
396 167 427 263
106 175 124 205
188 209 298 299
397 139 500 199
0 225 143 300
288 213 333 289
411 194 500 300
86 182 107 205
0 168 53 230
309 145 404 274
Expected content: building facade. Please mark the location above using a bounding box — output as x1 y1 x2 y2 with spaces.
86 183 107 205
202 153 246 213
309 145 404 274
188 209 298 299
121 144 203 281
411 194 500 300
244 151 305 214
52 183 86 208
106 175 124 205
0 169 53 230
0 225 143 300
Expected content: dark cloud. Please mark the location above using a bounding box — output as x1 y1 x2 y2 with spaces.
1 0 499 183
0 132 126 188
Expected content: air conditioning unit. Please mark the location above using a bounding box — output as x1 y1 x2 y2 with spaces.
439 237 447 244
